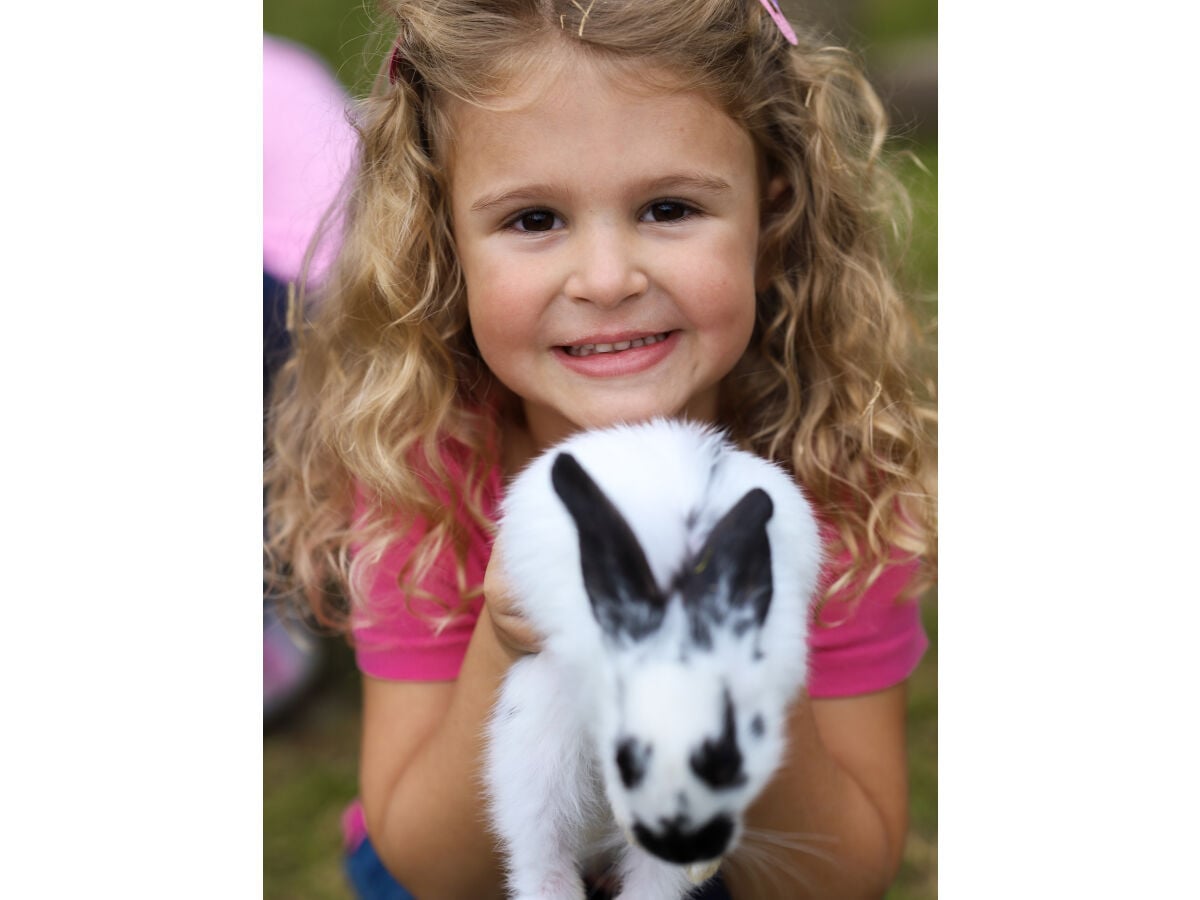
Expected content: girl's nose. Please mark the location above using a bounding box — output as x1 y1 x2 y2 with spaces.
563 224 649 308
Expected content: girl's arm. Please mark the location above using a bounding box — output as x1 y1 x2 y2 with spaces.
725 684 911 899
358 544 540 900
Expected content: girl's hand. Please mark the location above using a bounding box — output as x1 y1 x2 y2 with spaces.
484 536 543 656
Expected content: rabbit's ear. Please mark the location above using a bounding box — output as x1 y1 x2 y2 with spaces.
681 488 774 646
551 452 667 641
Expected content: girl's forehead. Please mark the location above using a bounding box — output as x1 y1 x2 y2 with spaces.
435 38 757 184
444 56 760 211
449 39 709 120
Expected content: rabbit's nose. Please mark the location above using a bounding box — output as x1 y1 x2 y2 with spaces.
632 813 733 864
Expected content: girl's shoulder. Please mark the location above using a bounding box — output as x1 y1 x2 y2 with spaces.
349 441 503 682
807 552 929 699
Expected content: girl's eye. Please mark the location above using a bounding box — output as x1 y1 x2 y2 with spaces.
509 210 561 232
642 201 694 224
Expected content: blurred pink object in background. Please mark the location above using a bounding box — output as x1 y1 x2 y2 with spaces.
263 34 356 285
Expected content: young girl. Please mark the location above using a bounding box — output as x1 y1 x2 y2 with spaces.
266 0 936 897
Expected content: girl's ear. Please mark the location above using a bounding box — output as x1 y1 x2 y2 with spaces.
756 175 792 292
764 174 790 207
551 453 667 642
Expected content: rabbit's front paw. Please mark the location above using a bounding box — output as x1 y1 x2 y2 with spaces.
507 869 587 900
612 846 698 900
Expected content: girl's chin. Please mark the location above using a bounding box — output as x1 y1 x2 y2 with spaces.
525 398 719 448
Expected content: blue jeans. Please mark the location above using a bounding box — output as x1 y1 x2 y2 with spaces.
344 837 417 900
343 836 734 899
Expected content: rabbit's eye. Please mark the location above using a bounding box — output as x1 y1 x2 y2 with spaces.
690 736 745 789
616 737 652 789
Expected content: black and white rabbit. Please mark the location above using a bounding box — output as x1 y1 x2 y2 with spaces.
484 419 823 899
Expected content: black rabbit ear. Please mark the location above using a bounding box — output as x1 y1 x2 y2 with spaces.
681 488 774 648
551 453 667 642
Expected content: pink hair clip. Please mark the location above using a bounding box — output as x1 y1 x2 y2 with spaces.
757 0 798 45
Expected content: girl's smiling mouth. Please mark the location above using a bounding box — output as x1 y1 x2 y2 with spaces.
563 331 672 358
555 330 680 377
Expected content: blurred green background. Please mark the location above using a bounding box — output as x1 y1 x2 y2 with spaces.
263 1 937 897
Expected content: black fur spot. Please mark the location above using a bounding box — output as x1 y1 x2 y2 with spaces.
750 714 765 737
616 737 652 789
633 814 734 865
689 690 746 790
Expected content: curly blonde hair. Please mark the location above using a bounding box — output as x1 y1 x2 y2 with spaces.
265 0 937 633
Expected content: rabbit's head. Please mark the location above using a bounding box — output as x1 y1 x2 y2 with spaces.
550 449 810 867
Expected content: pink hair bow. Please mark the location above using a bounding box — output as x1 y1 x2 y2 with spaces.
758 0 798 45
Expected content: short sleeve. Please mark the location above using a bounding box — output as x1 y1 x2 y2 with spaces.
349 461 500 682
351 534 489 681
806 560 929 699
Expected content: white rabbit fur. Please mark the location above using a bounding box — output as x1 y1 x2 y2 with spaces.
485 419 823 900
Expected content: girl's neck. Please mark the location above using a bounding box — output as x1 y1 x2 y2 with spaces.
493 388 544 480
500 416 538 481
497 395 734 482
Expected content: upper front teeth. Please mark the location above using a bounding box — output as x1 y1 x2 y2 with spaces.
567 333 667 357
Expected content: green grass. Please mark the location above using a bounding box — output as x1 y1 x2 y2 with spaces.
264 0 380 95
899 146 939 303
888 596 939 900
858 0 937 45
264 642 362 900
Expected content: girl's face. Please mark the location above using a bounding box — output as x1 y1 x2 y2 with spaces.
449 54 764 452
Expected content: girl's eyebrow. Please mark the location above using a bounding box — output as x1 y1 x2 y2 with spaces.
469 184 562 213
641 173 733 197
468 173 733 213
